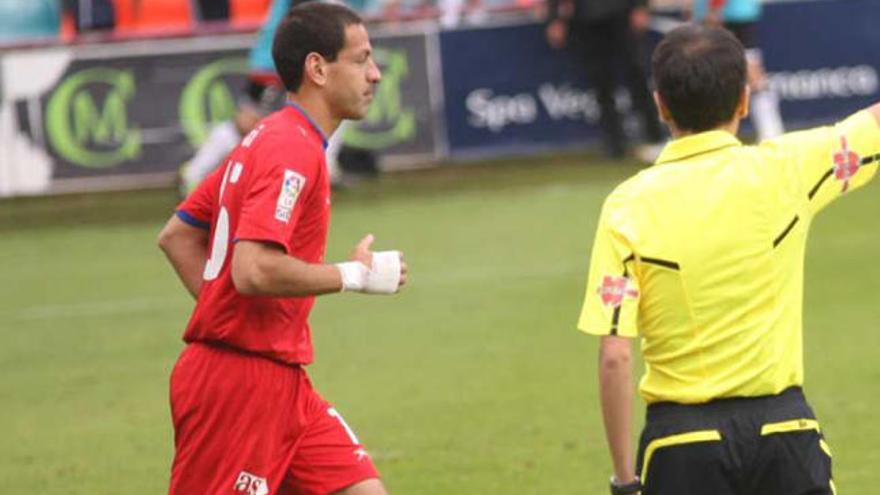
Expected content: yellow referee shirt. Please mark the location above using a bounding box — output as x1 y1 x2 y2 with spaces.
578 110 880 404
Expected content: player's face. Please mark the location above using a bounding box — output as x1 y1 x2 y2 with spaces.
325 24 382 120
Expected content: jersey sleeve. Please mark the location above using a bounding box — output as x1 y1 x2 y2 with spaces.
234 141 320 253
763 110 880 216
175 165 221 230
577 195 641 339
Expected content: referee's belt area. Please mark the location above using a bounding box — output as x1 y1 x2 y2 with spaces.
635 387 837 495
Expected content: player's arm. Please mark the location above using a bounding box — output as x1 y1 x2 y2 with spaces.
599 336 638 488
158 215 210 299
231 234 408 297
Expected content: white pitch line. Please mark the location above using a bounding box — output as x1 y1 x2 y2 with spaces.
0 296 191 322
1 263 586 322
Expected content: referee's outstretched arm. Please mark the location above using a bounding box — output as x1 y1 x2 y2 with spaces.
870 102 880 126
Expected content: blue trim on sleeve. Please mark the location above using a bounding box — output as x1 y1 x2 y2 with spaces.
176 210 210 230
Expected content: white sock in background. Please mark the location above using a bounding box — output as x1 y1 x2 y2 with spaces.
745 48 785 141
183 120 241 191
751 89 785 141
326 120 352 185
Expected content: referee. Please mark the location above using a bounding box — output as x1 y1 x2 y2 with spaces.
577 26 880 495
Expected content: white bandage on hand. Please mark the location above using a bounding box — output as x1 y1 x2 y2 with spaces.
365 250 402 294
336 261 369 292
335 251 402 294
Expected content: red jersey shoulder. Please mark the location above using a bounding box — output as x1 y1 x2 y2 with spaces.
242 113 324 178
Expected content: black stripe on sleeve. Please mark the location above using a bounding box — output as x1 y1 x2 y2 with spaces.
773 215 800 248
861 154 880 166
610 307 622 336
807 169 834 200
609 255 636 336
640 257 681 270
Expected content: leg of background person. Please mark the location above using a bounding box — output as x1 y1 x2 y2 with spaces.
618 12 664 148
191 0 229 21
326 120 352 185
746 48 784 141
578 19 626 158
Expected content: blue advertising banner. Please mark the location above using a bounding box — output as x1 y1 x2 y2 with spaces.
439 22 608 157
762 0 880 128
439 0 880 157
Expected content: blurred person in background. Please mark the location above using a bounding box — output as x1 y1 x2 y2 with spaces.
688 0 785 141
438 0 486 28
0 0 60 43
191 0 233 22
61 0 115 35
546 0 664 161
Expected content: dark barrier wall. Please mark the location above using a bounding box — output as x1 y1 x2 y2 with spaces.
1 0 879 196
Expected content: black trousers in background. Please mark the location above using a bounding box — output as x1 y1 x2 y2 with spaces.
569 13 663 156
637 387 835 495
193 0 230 21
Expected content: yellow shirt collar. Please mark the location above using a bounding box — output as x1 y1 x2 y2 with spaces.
655 130 742 165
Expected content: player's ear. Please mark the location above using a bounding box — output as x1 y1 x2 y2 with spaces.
304 52 328 88
654 91 673 125
737 85 750 120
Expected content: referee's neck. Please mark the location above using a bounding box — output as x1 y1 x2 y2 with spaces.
669 119 741 140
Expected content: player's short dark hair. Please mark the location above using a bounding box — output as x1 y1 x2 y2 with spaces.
272 3 363 92
652 25 747 133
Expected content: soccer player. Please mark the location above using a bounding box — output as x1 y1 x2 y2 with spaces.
688 0 785 141
577 25 879 495
157 4 407 495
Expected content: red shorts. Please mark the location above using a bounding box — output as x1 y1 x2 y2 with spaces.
168 343 379 495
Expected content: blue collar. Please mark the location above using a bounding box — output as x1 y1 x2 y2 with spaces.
285 102 329 150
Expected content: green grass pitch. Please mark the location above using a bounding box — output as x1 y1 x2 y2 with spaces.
0 154 877 494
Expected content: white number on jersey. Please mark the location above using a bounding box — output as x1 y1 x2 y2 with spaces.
203 161 236 281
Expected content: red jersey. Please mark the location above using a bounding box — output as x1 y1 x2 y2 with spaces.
176 104 331 365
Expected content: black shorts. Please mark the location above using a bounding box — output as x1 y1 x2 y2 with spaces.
636 387 836 495
724 21 759 49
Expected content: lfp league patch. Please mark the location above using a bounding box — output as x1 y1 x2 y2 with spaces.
275 169 306 222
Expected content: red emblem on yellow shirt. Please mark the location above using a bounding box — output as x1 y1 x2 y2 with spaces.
598 275 639 308
833 136 861 193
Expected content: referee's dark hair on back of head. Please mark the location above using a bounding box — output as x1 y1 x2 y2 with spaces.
272 2 363 93
652 25 747 133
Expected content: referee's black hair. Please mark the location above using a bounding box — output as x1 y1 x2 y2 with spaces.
272 2 363 92
652 25 747 133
